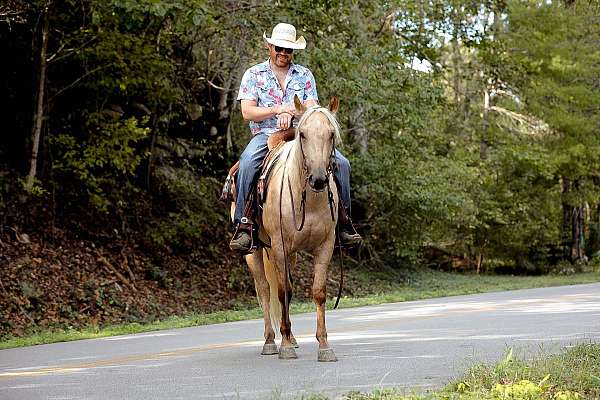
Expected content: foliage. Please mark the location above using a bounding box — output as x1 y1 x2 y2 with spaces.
147 166 225 250
344 344 599 399
2 0 600 287
4 265 600 349
502 0 600 260
51 115 148 212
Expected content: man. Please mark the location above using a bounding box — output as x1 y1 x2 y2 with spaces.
230 22 360 253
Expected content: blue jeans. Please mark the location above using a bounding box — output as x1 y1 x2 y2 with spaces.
234 133 352 225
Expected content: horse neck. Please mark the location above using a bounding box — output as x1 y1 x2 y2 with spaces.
287 138 306 196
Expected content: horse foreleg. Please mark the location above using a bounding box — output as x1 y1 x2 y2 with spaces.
313 257 337 362
275 252 297 359
245 252 277 355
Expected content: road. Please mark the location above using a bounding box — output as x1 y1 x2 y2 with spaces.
1 283 599 399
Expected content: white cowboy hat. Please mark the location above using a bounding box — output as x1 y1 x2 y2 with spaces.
263 23 306 50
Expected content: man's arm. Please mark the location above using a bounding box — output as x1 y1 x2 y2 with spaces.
240 100 295 122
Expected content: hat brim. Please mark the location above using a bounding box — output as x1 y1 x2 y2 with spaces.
263 32 306 50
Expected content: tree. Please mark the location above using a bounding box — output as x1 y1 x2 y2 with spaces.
25 1 50 193
505 0 600 263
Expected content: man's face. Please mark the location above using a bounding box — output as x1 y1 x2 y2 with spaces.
269 44 294 68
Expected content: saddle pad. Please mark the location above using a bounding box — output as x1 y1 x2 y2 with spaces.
220 128 295 203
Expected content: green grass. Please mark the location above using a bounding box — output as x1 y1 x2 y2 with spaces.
2 268 599 350
341 343 600 400
343 266 600 309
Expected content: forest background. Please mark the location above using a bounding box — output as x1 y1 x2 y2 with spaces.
1 0 599 338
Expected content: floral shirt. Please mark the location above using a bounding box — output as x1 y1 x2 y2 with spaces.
237 60 319 136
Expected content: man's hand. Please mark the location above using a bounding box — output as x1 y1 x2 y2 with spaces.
274 103 295 130
276 111 293 130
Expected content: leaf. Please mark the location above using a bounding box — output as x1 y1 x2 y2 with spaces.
538 374 550 386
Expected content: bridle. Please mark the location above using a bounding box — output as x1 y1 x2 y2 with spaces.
278 108 343 330
287 113 337 231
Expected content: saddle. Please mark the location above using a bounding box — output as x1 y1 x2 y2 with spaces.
219 128 295 205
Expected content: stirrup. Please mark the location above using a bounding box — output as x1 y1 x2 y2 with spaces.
340 227 362 247
337 201 361 247
230 217 258 255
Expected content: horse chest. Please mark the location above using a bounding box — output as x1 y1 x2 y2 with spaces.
290 205 336 249
262 195 335 252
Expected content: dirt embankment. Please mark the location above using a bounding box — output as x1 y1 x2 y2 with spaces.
0 222 360 338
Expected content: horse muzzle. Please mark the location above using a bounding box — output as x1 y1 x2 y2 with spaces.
308 173 327 192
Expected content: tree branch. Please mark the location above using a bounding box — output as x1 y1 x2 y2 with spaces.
48 64 110 103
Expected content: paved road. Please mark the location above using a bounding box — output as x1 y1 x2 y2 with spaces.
1 283 599 399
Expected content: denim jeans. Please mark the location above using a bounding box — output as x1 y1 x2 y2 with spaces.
234 133 352 225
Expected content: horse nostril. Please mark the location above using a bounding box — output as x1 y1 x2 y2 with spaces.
313 178 326 191
308 174 327 192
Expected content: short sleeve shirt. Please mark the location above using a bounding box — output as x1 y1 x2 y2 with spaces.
237 60 319 136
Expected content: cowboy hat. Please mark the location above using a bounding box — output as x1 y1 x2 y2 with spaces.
263 23 306 50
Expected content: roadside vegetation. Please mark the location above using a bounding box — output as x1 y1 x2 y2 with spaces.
2 265 599 350
343 343 600 400
2 1 600 344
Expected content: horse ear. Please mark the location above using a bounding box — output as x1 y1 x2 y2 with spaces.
294 95 306 115
328 97 339 114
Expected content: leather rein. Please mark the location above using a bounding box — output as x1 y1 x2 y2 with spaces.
278 110 344 328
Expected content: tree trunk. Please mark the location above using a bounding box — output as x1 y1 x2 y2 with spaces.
349 105 368 155
561 178 571 259
145 111 159 189
451 35 461 106
26 2 49 192
571 205 584 262
450 7 462 108
568 180 585 262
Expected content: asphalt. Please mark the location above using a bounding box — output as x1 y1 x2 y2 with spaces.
1 283 599 399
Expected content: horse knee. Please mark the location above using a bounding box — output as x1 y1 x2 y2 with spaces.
313 288 326 306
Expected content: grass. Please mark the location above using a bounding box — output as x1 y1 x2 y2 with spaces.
2 267 600 350
341 343 600 400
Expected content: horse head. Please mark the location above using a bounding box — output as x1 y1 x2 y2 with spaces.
293 95 341 192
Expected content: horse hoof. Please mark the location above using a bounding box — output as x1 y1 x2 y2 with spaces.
278 346 298 359
261 343 278 355
291 337 299 348
318 348 337 362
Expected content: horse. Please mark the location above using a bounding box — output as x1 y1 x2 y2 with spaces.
233 95 341 362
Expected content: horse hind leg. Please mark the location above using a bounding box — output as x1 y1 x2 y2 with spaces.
245 251 277 355
287 253 299 348
313 259 337 362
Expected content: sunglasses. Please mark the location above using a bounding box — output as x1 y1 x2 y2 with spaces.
274 46 294 54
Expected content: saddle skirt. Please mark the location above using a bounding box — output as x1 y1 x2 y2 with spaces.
219 128 295 204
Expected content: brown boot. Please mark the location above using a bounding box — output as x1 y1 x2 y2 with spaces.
338 203 362 247
340 227 362 246
229 231 253 253
229 218 257 254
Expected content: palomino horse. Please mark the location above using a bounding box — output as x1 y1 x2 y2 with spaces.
235 96 341 362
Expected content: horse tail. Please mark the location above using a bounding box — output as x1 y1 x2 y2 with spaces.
263 249 281 333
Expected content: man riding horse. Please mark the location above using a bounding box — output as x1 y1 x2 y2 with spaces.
230 22 361 253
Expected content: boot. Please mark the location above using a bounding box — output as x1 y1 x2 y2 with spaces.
229 217 257 254
340 227 361 246
338 203 362 247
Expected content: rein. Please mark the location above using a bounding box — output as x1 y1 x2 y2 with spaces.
278 109 344 317
286 131 337 232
